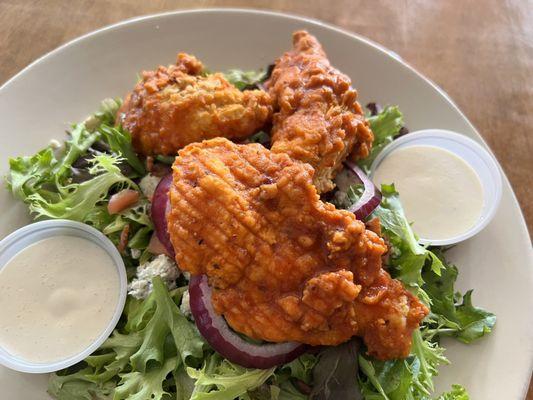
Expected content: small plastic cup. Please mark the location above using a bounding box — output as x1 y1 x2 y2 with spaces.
370 129 502 246
0 220 127 373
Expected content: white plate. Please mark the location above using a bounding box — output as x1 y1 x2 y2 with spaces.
0 9 531 399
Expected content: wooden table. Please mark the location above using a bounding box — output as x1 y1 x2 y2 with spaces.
0 0 532 396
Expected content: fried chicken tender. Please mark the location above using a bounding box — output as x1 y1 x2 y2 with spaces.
117 53 272 156
167 138 428 360
266 31 374 193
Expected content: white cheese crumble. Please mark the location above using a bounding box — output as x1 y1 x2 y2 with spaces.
180 290 192 318
334 168 354 193
139 174 162 200
332 169 356 209
49 139 63 149
49 139 66 158
130 248 142 259
128 254 180 299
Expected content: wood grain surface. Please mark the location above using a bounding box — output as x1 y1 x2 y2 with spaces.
0 0 532 396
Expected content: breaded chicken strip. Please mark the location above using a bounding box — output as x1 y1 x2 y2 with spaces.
117 53 272 156
266 31 374 193
167 138 428 360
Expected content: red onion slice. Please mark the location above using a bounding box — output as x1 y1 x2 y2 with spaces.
343 161 382 220
189 275 307 369
151 173 175 258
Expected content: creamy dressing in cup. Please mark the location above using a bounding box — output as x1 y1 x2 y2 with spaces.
0 235 119 363
0 220 127 373
372 145 484 241
370 129 502 245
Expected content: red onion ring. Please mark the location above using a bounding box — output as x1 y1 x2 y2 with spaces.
151 173 175 258
343 161 382 220
189 274 307 369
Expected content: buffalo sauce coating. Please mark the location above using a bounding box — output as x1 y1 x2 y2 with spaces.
117 53 272 156
266 31 374 193
167 138 428 360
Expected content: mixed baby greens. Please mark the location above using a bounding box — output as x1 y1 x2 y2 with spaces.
334 107 495 399
5 80 495 399
7 99 153 269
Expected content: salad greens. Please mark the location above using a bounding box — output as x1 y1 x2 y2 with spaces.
334 108 495 399
46 274 329 400
187 355 275 399
48 277 204 400
421 253 497 344
5 99 152 267
309 340 361 400
223 69 269 90
358 106 404 174
5 98 495 400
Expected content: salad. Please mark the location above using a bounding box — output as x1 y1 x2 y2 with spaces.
4 39 495 400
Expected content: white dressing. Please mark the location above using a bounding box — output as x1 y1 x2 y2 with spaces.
0 235 120 363
372 145 484 241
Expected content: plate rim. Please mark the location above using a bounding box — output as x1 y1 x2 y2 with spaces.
0 7 531 398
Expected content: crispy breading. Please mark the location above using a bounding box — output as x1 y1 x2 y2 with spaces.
266 31 374 193
167 138 428 359
117 53 272 156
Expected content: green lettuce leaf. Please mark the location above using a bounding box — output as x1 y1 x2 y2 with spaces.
5 100 153 258
422 253 496 344
246 354 314 400
435 385 469 400
224 69 268 90
453 291 495 342
49 278 205 400
5 122 101 201
187 353 275 400
129 278 205 371
358 330 449 400
248 131 271 147
24 154 135 221
86 332 142 383
281 354 317 385
99 124 145 176
87 97 122 129
156 155 177 165
358 106 403 173
358 356 412 400
48 367 115 400
372 184 433 287
55 122 102 179
310 339 362 400
410 330 448 395
114 356 177 400
174 366 196 400
274 381 309 400
7 147 56 201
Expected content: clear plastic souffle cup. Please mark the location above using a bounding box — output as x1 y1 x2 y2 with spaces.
0 219 127 373
370 129 502 246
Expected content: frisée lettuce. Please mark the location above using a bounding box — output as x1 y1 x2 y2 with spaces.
5 99 153 267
